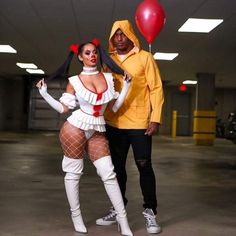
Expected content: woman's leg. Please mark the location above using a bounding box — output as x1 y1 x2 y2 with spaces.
59 122 87 233
59 121 86 159
106 125 130 205
87 132 133 236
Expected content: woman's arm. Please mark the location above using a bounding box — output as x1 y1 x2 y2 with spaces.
110 73 132 113
36 79 74 114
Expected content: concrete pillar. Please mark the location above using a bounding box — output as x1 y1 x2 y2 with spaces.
193 73 216 145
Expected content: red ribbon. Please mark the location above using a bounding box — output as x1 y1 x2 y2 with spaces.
91 38 100 47
70 44 79 55
97 93 103 101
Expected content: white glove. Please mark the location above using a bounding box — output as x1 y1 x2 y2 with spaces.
36 79 64 113
112 74 131 113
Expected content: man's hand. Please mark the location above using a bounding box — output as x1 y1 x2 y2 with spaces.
145 122 160 136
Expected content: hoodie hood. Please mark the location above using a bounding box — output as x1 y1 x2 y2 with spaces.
108 20 141 53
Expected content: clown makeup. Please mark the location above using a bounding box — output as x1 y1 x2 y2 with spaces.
78 43 98 67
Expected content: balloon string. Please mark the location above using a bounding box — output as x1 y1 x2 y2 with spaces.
149 43 152 53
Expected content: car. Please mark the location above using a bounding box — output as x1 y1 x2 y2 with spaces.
224 111 236 144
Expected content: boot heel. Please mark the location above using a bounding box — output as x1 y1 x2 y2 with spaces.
117 222 120 232
72 215 87 234
116 217 133 236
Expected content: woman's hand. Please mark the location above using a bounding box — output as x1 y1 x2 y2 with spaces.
36 78 45 88
35 78 65 113
123 72 132 83
36 79 47 95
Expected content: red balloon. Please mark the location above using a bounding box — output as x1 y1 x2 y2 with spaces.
135 0 166 44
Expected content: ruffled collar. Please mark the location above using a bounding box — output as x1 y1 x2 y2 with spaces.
69 73 115 105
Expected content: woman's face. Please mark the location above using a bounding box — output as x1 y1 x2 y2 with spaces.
78 43 98 67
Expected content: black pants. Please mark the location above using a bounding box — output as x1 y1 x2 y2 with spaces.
106 125 157 214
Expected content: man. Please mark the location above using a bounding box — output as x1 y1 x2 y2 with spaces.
96 20 164 234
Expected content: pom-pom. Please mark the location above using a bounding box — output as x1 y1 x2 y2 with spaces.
70 44 79 55
91 38 100 47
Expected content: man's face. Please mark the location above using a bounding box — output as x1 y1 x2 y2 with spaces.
112 29 134 54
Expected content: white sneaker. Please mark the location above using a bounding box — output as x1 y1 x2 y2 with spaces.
96 207 117 226
143 208 161 234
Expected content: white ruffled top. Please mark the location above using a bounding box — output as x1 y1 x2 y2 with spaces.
59 72 117 132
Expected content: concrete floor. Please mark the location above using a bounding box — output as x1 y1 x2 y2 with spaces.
0 131 235 236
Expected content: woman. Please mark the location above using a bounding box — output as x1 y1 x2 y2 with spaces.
36 39 133 236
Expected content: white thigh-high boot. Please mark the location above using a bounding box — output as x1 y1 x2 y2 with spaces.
93 156 133 236
62 156 87 234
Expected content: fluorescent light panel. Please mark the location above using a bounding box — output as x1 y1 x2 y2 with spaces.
153 52 179 61
0 45 17 53
178 18 223 33
16 63 38 69
26 69 45 74
183 80 197 85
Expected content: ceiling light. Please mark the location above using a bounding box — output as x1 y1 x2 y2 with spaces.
153 52 179 61
26 69 45 74
0 45 17 53
178 18 223 33
16 63 38 69
183 80 197 85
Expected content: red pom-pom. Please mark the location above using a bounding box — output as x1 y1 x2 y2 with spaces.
93 111 100 117
93 105 102 111
70 44 79 55
91 38 100 47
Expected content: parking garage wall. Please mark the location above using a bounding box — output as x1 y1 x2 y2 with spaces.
0 76 28 131
0 76 236 135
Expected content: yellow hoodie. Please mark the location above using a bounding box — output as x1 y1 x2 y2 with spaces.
105 20 164 129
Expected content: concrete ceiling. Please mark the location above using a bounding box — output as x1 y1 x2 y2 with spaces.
0 0 236 88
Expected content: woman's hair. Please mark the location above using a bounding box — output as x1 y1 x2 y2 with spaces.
45 39 124 81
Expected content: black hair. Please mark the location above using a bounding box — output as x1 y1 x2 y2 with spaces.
45 51 74 81
45 41 124 81
95 44 124 75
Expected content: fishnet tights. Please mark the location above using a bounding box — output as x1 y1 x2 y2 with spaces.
59 121 110 161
